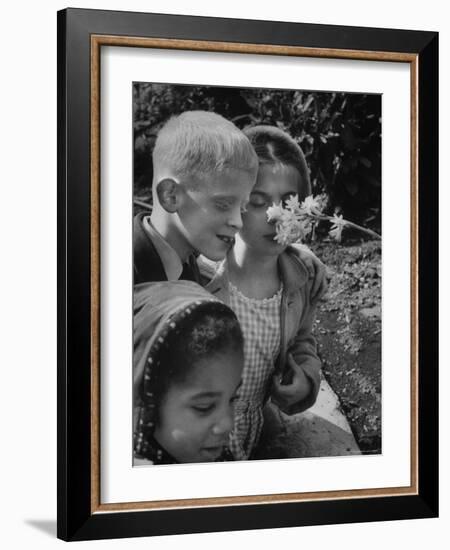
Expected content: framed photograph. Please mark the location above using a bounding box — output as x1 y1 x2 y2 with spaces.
57 8 438 541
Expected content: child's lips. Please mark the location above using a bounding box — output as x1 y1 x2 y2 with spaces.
264 233 277 241
216 234 235 246
201 441 227 456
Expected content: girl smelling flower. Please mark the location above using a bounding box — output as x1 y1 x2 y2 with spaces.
199 125 328 460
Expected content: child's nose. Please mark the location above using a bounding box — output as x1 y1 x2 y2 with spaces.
211 407 234 436
227 206 243 230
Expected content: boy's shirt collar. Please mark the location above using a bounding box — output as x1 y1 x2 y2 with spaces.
142 216 183 281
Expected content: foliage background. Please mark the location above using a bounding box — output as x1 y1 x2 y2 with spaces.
133 83 381 233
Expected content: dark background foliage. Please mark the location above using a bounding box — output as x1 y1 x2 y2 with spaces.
133 82 381 233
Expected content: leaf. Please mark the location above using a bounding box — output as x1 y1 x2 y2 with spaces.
341 125 357 150
344 180 359 196
301 95 314 113
364 175 381 188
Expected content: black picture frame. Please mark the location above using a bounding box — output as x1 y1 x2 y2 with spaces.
57 7 438 542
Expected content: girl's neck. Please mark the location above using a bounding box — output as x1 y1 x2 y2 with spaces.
228 238 280 298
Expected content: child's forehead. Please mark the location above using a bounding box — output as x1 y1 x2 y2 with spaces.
174 350 243 390
188 170 253 197
258 162 300 179
255 163 304 191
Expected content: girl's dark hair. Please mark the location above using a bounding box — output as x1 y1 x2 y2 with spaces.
244 125 312 198
151 302 243 404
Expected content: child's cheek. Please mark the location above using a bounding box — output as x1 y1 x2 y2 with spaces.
241 210 250 224
170 428 193 442
243 210 260 227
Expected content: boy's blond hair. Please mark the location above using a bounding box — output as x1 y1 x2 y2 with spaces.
152 111 258 187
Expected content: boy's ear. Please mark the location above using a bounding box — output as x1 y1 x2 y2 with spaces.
155 178 181 213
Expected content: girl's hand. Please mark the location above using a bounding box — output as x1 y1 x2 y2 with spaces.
271 354 312 410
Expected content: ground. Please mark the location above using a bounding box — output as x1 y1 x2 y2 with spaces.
310 239 382 454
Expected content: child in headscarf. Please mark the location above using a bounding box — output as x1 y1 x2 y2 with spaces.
133 281 244 465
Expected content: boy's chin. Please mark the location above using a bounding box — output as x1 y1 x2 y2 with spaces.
189 236 231 262
205 252 228 262
201 246 230 262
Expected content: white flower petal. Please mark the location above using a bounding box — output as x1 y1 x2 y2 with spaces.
266 202 284 222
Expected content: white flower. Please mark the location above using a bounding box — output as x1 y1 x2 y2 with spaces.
330 213 345 226
274 218 306 245
300 195 322 216
268 199 321 245
274 224 291 246
279 207 298 225
266 202 284 223
284 194 301 213
314 193 329 212
329 214 346 242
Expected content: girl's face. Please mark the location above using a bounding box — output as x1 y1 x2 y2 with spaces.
239 163 308 256
154 349 243 463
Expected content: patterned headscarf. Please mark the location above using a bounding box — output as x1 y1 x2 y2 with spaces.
133 280 239 464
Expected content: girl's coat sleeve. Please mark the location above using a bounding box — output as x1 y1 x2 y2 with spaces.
278 260 328 416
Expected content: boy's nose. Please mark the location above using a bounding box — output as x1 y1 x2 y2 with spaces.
227 206 243 230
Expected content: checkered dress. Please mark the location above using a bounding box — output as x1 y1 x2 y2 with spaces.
228 281 282 460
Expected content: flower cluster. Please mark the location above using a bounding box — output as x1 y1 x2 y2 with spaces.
266 194 379 246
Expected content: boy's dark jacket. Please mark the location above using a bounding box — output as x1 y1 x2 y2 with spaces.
133 212 200 283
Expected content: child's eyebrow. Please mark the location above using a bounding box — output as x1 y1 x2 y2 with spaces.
211 193 236 200
281 191 298 199
190 391 222 399
251 190 298 199
189 382 242 399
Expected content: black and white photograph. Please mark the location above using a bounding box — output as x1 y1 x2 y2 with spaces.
132 82 382 466
0 0 444 546
49 3 439 543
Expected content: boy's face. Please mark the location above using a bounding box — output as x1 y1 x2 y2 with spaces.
154 349 243 463
175 168 255 261
238 163 308 255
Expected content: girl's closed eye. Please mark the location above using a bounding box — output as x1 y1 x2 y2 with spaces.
249 194 269 208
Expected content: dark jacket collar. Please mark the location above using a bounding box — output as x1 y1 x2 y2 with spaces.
133 212 201 284
133 212 167 283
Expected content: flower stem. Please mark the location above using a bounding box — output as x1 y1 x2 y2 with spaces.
309 213 381 240
340 219 381 240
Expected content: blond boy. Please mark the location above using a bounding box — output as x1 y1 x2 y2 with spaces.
134 111 259 283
